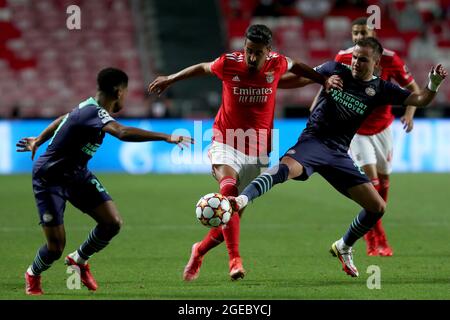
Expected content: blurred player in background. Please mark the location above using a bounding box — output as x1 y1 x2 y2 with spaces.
17 68 193 295
333 17 421 256
230 38 447 277
149 24 342 281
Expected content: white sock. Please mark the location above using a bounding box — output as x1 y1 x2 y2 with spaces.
27 266 36 276
337 238 351 251
237 195 249 208
70 250 87 265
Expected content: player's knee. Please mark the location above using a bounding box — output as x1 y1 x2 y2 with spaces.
373 200 386 216
47 242 65 259
281 157 303 179
107 216 123 236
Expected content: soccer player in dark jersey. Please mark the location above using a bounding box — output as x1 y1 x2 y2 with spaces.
17 68 193 295
148 24 342 281
333 17 421 256
228 38 447 277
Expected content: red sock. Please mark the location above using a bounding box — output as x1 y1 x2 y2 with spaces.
371 178 387 240
379 176 390 202
198 227 223 256
371 178 381 193
219 177 241 260
197 176 238 256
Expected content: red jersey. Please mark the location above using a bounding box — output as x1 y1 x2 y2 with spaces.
335 46 414 135
210 51 291 156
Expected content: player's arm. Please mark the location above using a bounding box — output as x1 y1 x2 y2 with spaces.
278 72 315 89
308 51 345 112
403 64 447 107
400 81 420 132
16 114 67 160
308 88 323 113
103 121 194 148
289 61 343 92
148 62 213 96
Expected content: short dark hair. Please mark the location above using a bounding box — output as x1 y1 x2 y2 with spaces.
352 17 368 27
97 67 128 98
245 24 272 46
355 37 383 57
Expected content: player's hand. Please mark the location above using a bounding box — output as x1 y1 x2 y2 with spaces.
16 137 39 160
400 115 414 133
325 75 343 93
428 64 448 92
166 135 194 149
148 76 171 96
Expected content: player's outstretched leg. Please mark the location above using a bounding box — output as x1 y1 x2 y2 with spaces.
230 164 291 212
218 177 246 280
66 201 122 291
227 163 291 279
183 176 240 281
184 228 223 281
25 244 63 295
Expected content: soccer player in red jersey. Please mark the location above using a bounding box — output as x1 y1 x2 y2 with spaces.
149 24 342 281
333 17 422 256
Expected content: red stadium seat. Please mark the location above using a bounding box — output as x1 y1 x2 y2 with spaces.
0 0 146 115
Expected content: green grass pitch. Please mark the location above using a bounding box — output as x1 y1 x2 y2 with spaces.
1 173 449 300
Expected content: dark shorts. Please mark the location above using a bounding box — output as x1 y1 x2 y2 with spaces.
32 170 112 226
283 134 370 196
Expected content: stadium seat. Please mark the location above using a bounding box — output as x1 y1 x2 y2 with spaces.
0 0 146 118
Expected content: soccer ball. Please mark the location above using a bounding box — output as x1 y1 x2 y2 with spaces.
195 193 233 228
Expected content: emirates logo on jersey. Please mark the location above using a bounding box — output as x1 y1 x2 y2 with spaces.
232 86 273 103
265 71 275 84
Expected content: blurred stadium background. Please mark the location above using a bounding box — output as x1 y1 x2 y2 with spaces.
1 0 450 174
1 0 450 119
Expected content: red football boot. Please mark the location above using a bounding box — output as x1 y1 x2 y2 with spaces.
65 256 98 291
25 272 43 295
373 220 393 256
183 242 204 281
229 257 245 281
376 234 394 256
364 230 379 256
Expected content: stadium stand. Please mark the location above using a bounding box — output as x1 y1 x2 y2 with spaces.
1 0 449 118
0 0 145 118
219 0 450 117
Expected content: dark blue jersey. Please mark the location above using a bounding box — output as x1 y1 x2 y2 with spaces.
303 61 411 151
33 97 115 179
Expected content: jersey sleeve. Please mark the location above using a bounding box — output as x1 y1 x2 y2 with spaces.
313 61 339 76
79 105 115 129
381 80 411 106
279 55 292 74
390 53 415 87
285 56 293 71
209 55 225 80
334 53 345 63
